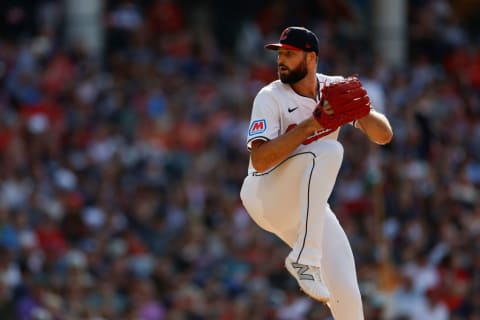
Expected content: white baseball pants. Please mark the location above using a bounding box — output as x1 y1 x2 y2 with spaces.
240 140 364 319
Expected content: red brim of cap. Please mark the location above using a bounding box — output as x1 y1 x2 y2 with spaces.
264 43 302 51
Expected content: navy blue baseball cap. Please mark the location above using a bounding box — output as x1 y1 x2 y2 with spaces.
265 27 319 55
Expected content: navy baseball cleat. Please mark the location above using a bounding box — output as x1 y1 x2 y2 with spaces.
285 256 330 303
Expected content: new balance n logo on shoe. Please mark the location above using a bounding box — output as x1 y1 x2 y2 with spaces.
292 262 314 280
285 256 330 302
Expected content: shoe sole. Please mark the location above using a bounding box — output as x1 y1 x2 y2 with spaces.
285 261 330 303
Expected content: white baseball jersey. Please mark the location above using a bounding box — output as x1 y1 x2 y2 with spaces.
246 73 345 174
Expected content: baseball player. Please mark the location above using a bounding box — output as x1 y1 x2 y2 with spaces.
240 26 393 319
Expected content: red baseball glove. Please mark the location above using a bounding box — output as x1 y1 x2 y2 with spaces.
313 76 371 130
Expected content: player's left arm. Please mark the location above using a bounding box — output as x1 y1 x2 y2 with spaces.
354 109 393 145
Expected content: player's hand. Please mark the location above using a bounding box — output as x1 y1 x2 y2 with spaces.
304 115 324 133
322 103 334 116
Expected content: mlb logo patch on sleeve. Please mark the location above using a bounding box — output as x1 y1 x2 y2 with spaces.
249 119 266 136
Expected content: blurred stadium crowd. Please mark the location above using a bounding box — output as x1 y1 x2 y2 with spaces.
0 0 479 319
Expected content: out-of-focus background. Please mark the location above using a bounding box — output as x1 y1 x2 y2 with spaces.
0 0 479 319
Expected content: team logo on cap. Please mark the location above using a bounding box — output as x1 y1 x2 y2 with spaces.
280 28 290 41
249 119 266 136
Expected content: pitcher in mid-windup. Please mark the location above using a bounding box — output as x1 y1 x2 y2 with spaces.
240 26 393 320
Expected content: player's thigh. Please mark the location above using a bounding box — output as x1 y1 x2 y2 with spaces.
240 153 313 236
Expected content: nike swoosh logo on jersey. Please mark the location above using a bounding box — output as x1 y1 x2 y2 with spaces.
288 107 299 112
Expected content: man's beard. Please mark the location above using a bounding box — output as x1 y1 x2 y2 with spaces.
279 59 308 84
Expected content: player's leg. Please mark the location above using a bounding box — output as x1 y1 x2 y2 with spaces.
240 140 344 302
288 139 344 266
240 152 311 244
321 205 364 319
240 140 343 251
241 153 331 302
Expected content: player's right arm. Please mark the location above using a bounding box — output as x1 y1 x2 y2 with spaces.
247 89 322 173
250 117 320 172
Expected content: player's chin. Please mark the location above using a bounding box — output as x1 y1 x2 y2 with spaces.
278 71 290 81
279 74 293 84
